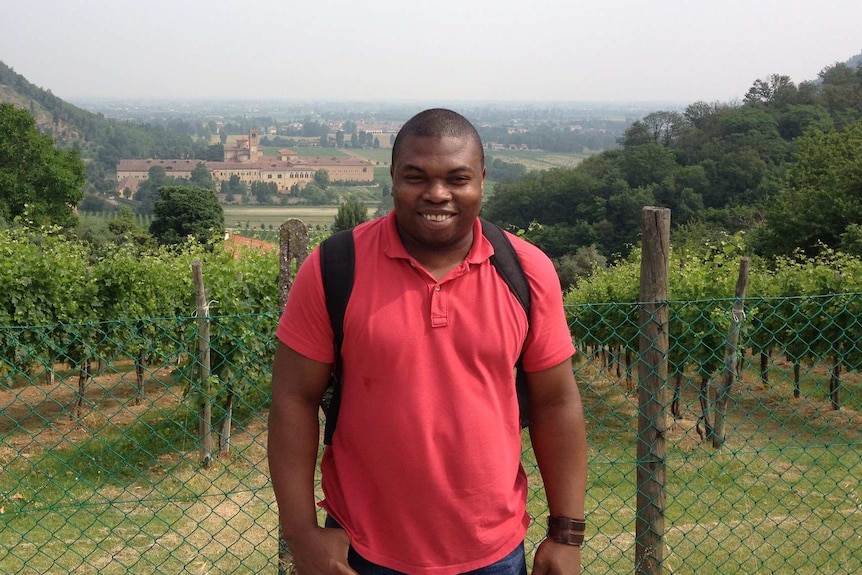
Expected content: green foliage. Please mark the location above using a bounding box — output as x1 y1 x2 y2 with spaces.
0 222 280 407
332 198 369 232
819 62 862 128
314 168 330 189
0 103 85 227
298 182 338 205
553 245 607 291
759 119 862 257
179 246 279 411
133 166 192 215
0 228 97 376
374 187 394 218
189 162 215 190
150 186 225 246
486 158 527 183
566 235 862 382
250 181 278 204
484 65 862 264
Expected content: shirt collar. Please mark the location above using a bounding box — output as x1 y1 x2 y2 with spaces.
382 212 494 264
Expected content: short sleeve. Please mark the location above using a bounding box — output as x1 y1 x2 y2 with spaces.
511 236 576 372
276 249 336 364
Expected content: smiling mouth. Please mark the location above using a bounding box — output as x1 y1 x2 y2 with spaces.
422 213 454 222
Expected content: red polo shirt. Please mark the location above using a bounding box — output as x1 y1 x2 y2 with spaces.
277 213 575 575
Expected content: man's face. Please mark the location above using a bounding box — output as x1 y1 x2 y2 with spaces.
390 135 486 253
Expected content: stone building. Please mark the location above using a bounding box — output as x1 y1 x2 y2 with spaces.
116 130 375 196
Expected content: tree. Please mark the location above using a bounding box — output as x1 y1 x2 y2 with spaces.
487 158 527 183
374 187 394 218
743 74 801 110
619 141 678 189
228 174 247 197
190 162 215 190
133 166 186 215
332 198 369 232
553 245 607 291
760 119 862 257
251 181 278 204
0 103 85 227
314 169 330 189
149 186 225 246
819 63 862 128
297 182 328 204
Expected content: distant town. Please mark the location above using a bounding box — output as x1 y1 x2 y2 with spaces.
116 129 376 198
103 98 664 198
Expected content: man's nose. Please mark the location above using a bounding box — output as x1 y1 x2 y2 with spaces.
424 180 452 202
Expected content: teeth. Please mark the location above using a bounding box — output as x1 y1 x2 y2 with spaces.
423 214 452 222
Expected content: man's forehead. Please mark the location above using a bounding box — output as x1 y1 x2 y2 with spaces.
395 135 483 161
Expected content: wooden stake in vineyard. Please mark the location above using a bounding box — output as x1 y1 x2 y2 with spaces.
192 260 213 468
637 206 670 575
712 257 750 448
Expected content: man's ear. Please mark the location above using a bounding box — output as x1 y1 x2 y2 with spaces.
481 166 487 196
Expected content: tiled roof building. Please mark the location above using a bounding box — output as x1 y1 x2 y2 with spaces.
116 131 374 196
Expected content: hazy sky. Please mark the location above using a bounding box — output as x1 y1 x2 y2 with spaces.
1 0 859 105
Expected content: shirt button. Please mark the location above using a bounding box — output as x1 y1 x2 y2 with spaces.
435 285 441 291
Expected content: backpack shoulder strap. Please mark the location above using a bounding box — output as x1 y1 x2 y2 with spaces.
319 229 355 445
481 219 531 316
480 218 533 428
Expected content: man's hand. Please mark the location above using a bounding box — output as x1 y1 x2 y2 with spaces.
287 526 358 575
531 538 581 575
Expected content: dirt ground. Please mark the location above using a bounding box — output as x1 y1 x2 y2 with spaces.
0 363 186 457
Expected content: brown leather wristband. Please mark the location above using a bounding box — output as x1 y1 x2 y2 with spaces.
547 515 585 546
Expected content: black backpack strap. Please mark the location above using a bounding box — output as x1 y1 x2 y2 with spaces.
480 219 533 427
319 229 355 445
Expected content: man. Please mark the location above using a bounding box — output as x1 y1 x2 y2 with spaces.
268 108 587 575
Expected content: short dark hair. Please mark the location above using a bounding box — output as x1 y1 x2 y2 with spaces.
391 108 484 166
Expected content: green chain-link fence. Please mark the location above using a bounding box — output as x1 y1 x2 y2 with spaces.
2 295 861 574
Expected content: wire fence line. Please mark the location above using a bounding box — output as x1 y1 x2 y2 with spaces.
2 294 862 574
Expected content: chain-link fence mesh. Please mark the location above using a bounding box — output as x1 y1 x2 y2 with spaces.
2 295 861 574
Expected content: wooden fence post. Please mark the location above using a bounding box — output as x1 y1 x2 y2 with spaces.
637 207 670 575
713 257 750 448
192 260 213 468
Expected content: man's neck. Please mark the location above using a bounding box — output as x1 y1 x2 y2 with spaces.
398 231 474 281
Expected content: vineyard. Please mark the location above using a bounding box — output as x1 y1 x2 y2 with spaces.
1 225 862 573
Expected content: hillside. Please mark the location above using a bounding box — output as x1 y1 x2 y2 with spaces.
844 50 862 70
0 62 89 147
0 61 210 194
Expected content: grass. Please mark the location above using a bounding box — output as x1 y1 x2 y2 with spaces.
2 353 862 573
225 204 341 231
1 398 275 574
487 149 587 171
342 147 392 166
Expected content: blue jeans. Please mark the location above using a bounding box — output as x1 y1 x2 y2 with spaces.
324 516 527 575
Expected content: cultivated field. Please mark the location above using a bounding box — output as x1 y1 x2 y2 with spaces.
224 205 342 230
